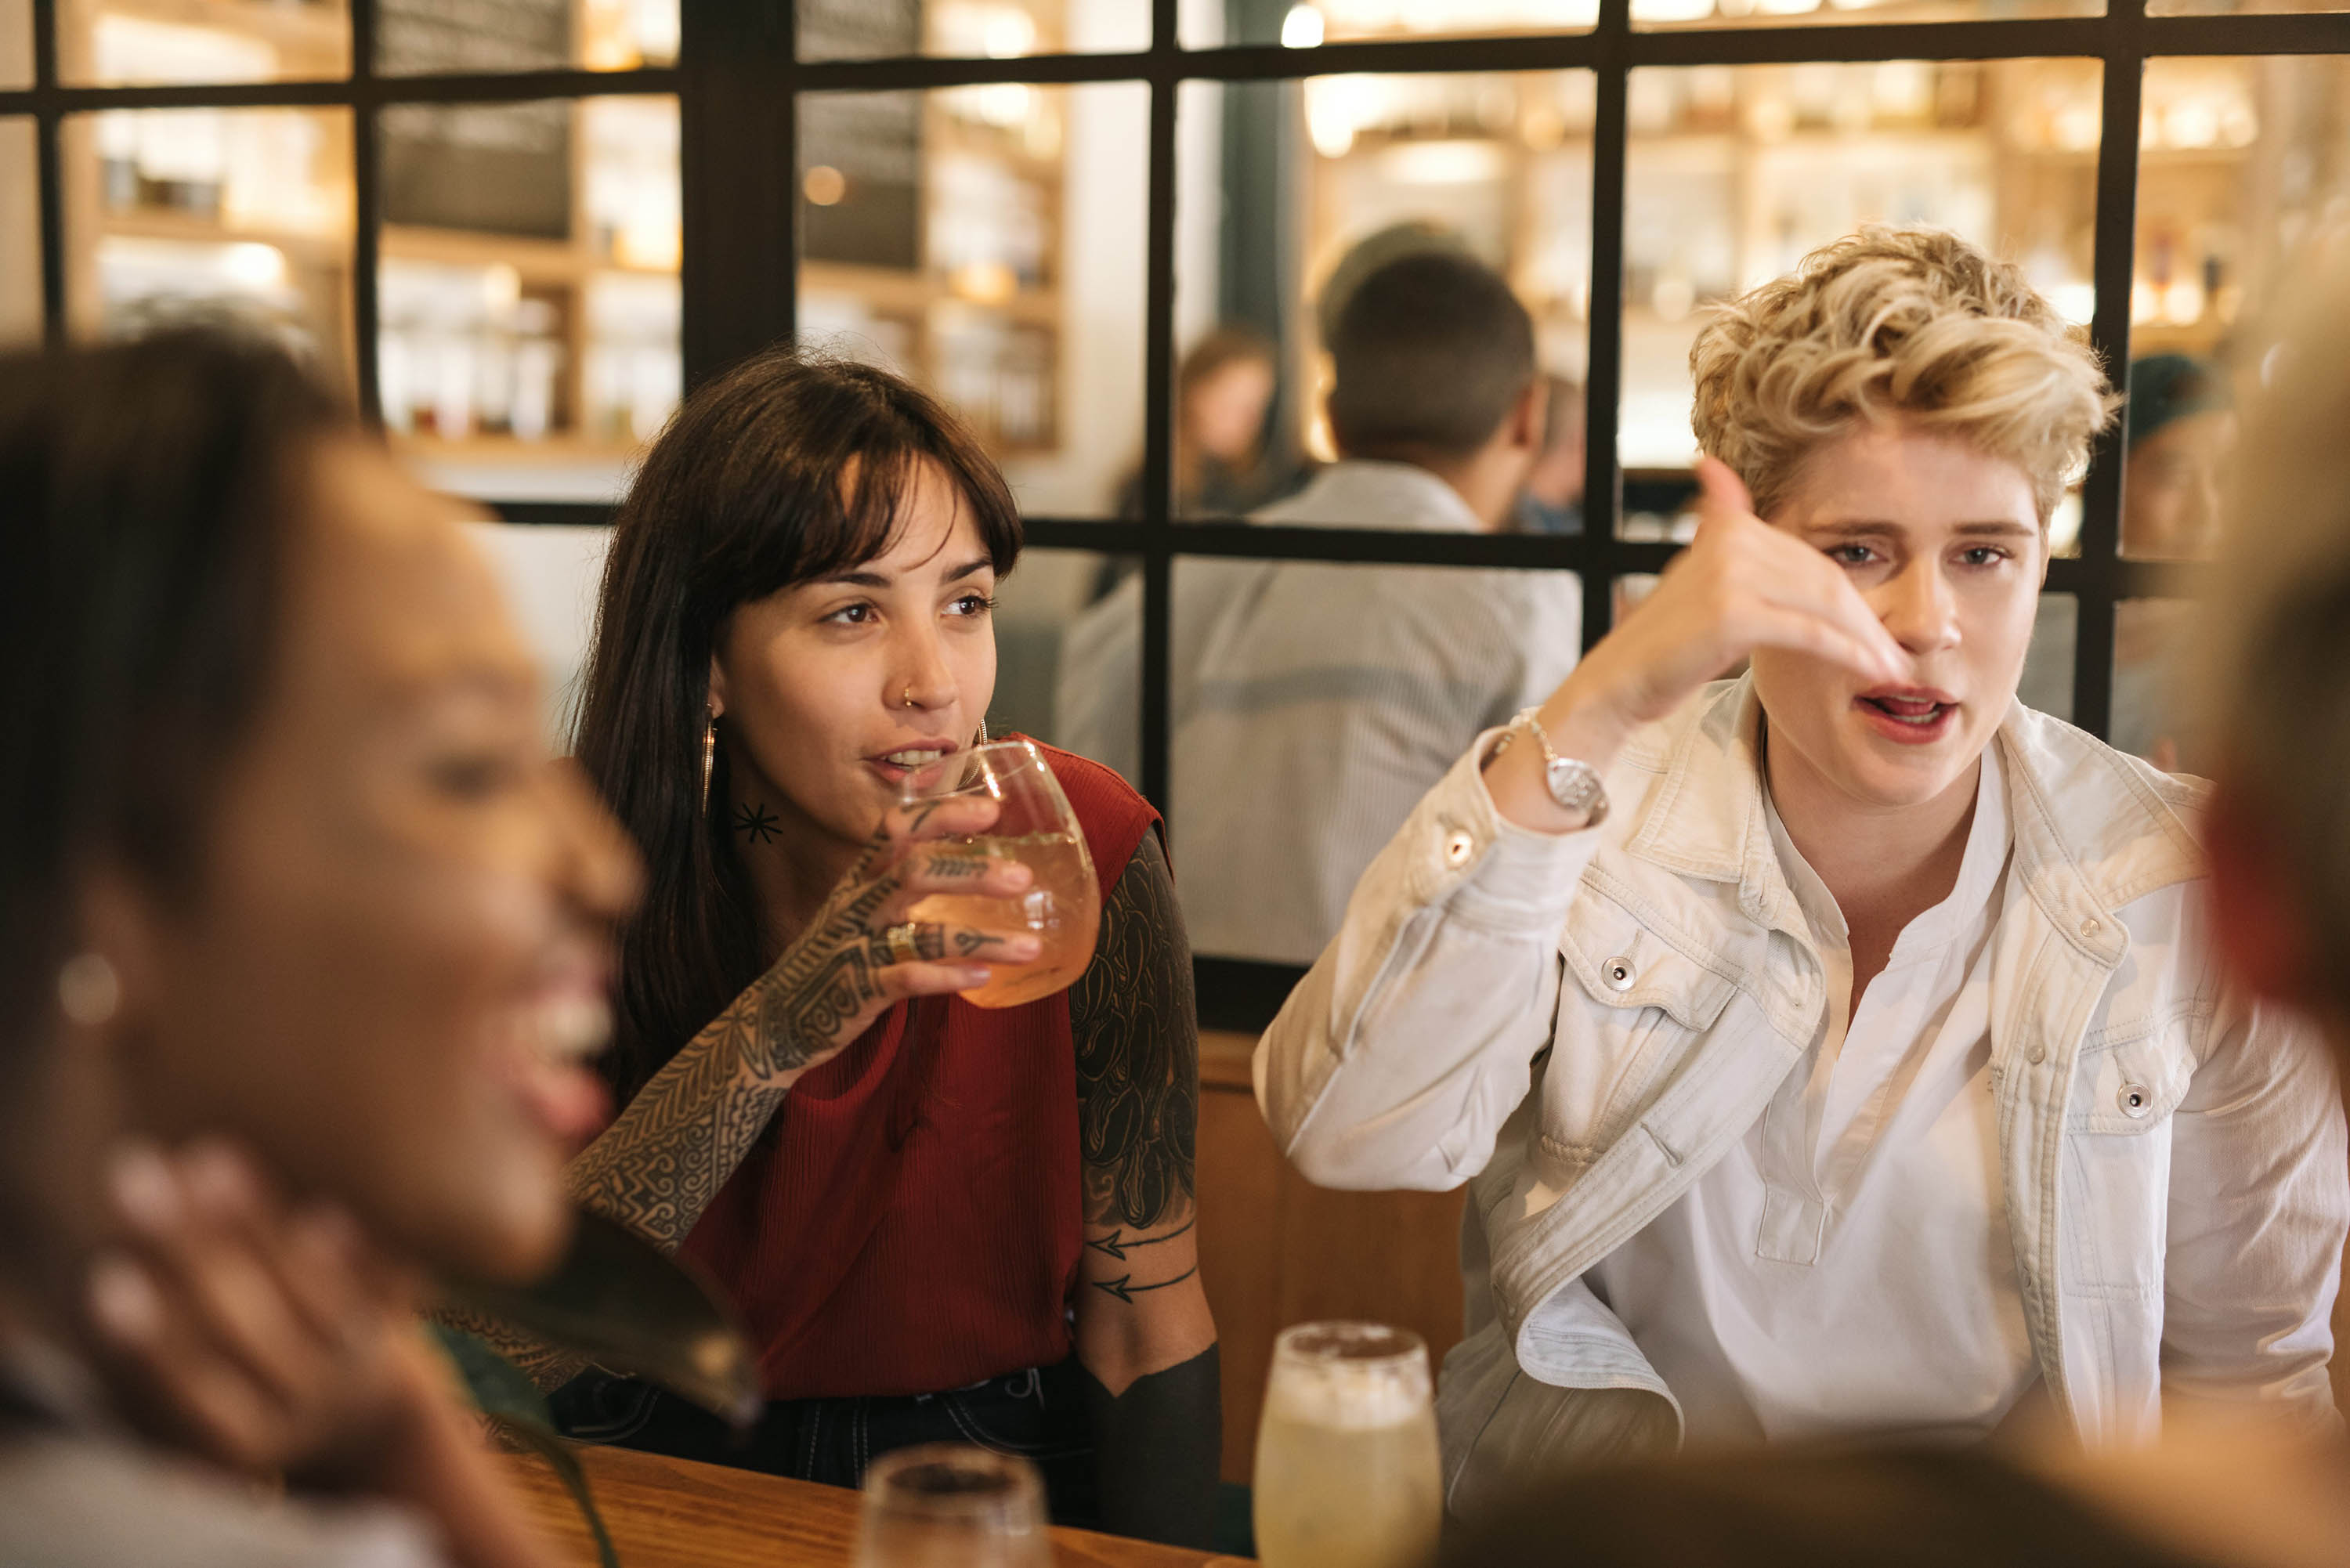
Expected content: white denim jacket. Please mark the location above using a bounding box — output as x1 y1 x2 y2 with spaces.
1255 678 2347 1514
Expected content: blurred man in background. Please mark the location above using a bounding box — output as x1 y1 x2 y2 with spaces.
1059 246 1581 963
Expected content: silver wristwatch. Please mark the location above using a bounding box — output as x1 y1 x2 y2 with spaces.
1499 706 1610 825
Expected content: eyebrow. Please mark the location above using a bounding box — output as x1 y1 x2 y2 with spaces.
1805 519 2039 542
819 555 996 589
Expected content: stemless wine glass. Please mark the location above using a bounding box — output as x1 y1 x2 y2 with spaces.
898 739 1099 1010
1253 1321 1444 1568
853 1444 1050 1568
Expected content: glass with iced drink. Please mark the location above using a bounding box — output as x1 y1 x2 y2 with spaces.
1253 1321 1444 1568
898 739 1099 1009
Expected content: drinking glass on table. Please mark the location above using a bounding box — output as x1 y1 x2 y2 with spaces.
1254 1321 1444 1568
897 739 1099 1009
854 1443 1050 1568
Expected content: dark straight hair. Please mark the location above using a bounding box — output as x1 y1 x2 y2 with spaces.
576 348 1023 1103
0 331 349 1091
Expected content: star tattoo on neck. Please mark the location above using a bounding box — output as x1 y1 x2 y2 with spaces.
732 800 781 844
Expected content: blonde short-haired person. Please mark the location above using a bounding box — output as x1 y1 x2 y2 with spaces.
1255 227 2350 1514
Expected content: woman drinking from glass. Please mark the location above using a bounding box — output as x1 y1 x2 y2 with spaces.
487 349 1219 1548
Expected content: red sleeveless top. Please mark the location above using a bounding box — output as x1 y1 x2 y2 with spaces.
679 740 1160 1400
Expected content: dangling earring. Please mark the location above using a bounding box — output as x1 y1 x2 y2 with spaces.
700 706 718 814
977 717 990 745
57 952 121 1028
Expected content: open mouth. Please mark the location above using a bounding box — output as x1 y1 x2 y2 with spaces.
867 739 960 785
505 985 613 1142
1854 689 1958 745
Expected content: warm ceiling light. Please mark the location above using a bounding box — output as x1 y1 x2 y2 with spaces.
803 165 847 206
1281 4 1326 46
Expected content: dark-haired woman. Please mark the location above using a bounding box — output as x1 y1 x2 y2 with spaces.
500 349 1219 1547
0 331 636 1566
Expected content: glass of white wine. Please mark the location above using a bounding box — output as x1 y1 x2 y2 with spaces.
1254 1321 1444 1568
898 739 1098 1010
853 1443 1050 1568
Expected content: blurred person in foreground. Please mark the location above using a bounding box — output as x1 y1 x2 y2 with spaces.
1438 258 2350 1568
0 331 640 1564
1058 248 1581 963
1256 226 2348 1513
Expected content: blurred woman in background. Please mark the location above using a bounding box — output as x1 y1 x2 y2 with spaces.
0 331 638 1566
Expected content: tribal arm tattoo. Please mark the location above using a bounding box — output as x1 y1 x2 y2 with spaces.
1072 829 1201 1302
454 829 927 1389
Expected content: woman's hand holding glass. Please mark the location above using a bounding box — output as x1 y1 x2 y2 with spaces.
736 794 1042 1086
1487 457 1916 832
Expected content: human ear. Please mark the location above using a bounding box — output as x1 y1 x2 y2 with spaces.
1513 379 1548 453
707 653 728 721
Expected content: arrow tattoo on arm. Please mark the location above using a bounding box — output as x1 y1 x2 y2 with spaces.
1090 1264 1201 1304
1083 1216 1195 1263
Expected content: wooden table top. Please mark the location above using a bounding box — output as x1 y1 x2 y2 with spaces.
504 1442 1248 1568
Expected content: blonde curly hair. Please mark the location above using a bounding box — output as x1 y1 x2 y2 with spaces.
1690 226 2117 524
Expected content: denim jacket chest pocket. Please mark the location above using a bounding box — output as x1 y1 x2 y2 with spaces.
1542 885 1741 1174
2062 1017 2197 1293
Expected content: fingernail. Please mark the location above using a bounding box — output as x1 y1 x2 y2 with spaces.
88 1255 161 1342
999 863 1034 888
1007 937 1043 961
294 1202 359 1261
183 1142 252 1215
958 967 992 987
108 1143 177 1231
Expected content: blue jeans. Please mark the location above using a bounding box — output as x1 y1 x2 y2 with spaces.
548 1360 1101 1530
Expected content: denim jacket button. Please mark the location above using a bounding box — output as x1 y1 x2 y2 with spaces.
1602 956 1636 992
2080 916 2102 938
2118 1082 2152 1118
1444 829 1476 869
2027 1042 2047 1065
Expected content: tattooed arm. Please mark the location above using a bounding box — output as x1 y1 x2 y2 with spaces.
444 796 1039 1391
1070 829 1221 1548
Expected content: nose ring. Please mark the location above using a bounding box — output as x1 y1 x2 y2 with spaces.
902 683 915 709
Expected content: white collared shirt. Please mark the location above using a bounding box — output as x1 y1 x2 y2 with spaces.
1057 460 1582 963
1585 743 2038 1444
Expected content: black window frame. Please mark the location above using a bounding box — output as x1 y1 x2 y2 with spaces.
8 0 2341 1023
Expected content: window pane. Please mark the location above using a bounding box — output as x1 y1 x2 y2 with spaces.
1160 555 1579 963
378 0 676 74
1619 60 2101 525
802 0 1147 59
1 0 28 89
379 96 679 503
1632 0 2092 28
2121 57 2350 559
61 0 350 85
2151 0 2345 19
2112 597 2194 768
1177 73 1594 532
63 107 356 391
466 521 612 748
797 82 1148 516
1003 548 1133 758
1198 0 1593 47
2017 592 2077 722
1 118 35 346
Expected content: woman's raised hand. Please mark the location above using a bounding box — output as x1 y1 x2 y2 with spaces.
732 793 1041 1085
1488 457 1914 830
